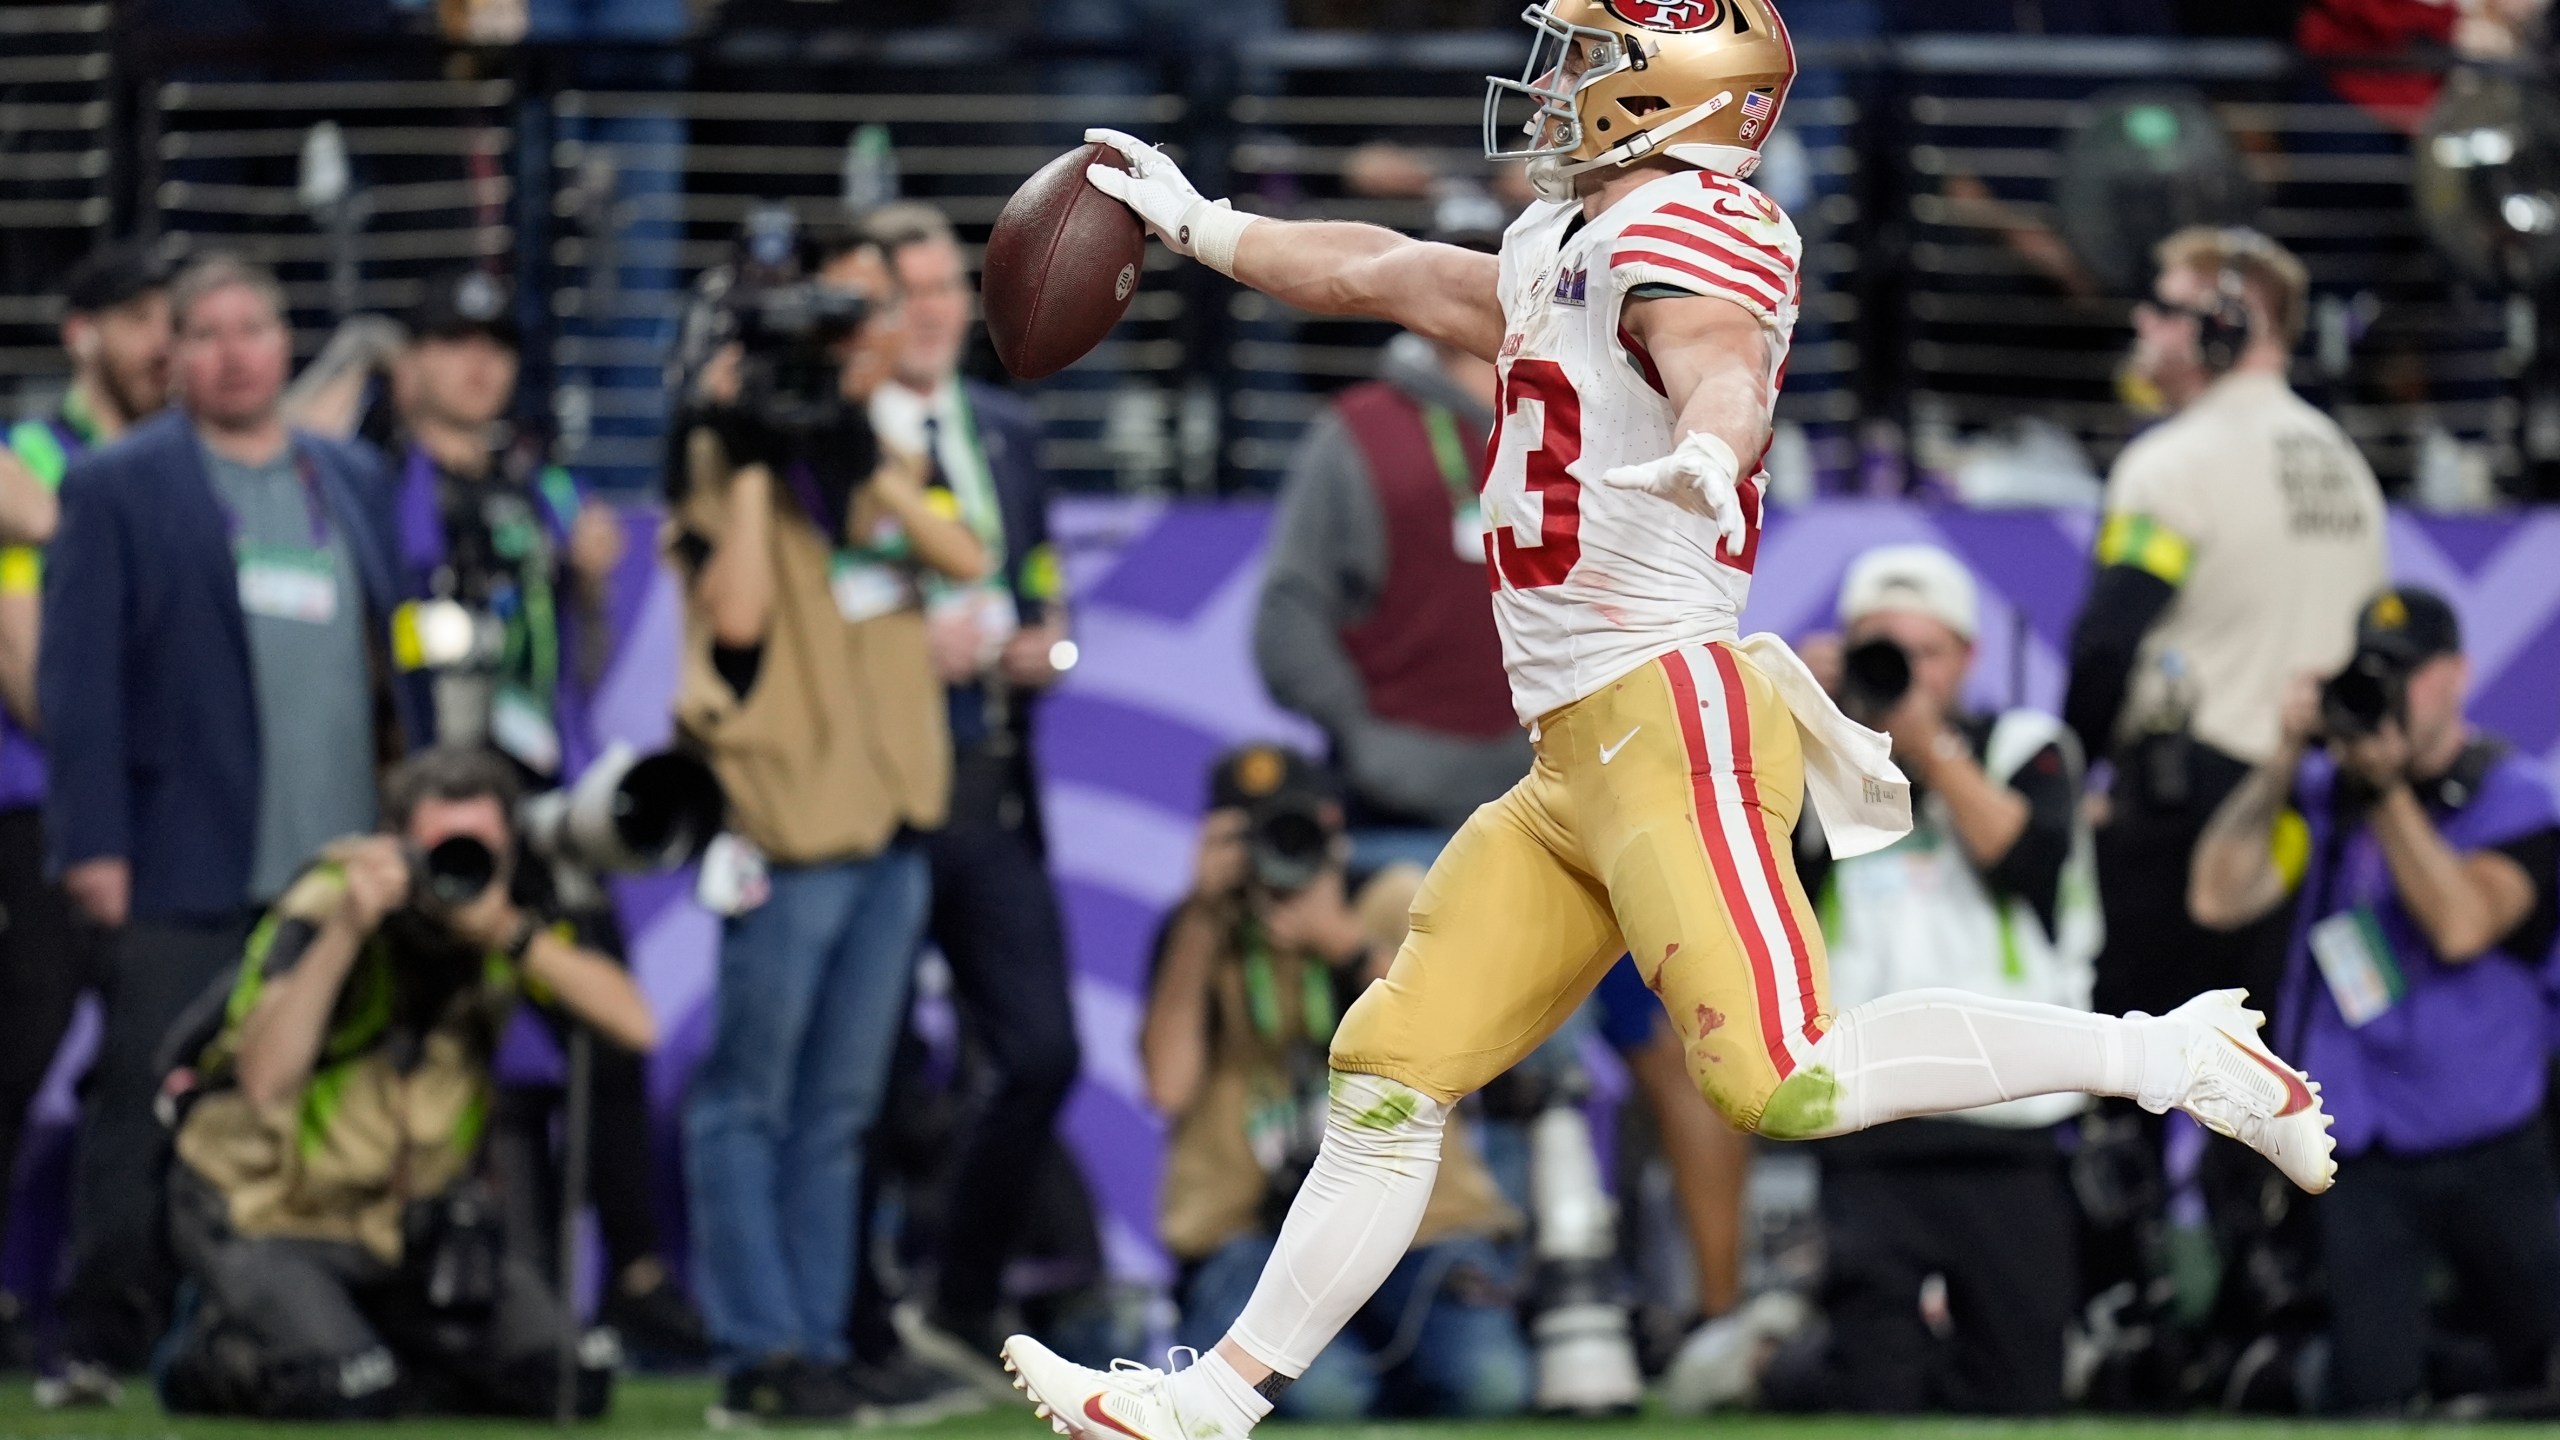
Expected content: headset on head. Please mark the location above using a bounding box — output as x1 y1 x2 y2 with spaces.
2192 226 2281 375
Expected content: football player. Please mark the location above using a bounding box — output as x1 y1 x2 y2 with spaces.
1003 4 2336 1436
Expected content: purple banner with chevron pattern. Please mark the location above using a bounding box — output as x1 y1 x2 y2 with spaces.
11 500 2557 1304
1028 498 2560 1283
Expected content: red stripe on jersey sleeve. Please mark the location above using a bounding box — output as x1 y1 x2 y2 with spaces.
1609 248 1785 314
1655 202 1796 273
1620 222 1792 301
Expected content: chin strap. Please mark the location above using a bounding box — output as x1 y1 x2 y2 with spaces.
1540 90 1734 194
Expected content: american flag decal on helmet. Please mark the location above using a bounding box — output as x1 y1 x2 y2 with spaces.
1741 88 1774 122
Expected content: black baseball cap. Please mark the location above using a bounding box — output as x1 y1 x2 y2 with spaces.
2353 587 2462 665
62 243 170 316
411 268 521 349
1209 744 1334 813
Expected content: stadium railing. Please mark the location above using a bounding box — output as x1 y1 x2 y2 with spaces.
0 21 2534 499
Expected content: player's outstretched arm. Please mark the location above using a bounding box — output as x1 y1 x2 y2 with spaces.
1594 292 1774 547
1084 129 1502 362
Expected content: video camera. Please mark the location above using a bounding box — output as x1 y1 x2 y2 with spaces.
411 744 727 912
672 204 878 486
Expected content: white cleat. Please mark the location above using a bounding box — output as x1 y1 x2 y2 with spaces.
2151 988 2336 1194
1001 1335 1199 1440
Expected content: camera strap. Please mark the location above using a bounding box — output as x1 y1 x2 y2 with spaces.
1241 922 1338 1048
1420 403 1486 563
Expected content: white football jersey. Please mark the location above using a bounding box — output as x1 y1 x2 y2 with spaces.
1482 167 1802 725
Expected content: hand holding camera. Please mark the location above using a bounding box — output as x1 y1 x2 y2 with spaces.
1188 807 1252 906
336 836 415 934
1831 635 1950 765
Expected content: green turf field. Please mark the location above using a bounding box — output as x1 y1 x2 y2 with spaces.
0 1379 2546 1440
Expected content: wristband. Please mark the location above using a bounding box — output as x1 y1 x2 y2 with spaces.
1681 430 1741 487
1178 200 1261 279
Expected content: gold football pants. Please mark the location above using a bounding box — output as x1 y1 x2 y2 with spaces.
1330 642 1830 1131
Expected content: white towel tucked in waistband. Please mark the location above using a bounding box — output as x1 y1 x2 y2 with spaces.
1735 632 1912 859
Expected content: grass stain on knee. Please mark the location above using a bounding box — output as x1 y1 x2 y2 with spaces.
1756 1065 1840 1140
1331 1073 1425 1130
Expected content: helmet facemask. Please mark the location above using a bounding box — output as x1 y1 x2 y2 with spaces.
1484 6 1630 167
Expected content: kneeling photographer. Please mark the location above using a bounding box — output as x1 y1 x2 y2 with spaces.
157 747 656 1420
2191 588 2560 1414
1143 746 1529 1422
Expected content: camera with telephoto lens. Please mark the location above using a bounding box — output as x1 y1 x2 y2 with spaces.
410 834 500 914
521 742 726 879
2320 648 2410 740
1836 637 1914 727
411 743 724 918
1244 795 1336 896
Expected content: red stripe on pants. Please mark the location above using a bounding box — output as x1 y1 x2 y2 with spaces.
1661 648 1795 1079
1707 644 1824 1048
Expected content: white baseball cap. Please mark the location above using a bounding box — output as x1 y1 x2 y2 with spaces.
1837 543 1980 642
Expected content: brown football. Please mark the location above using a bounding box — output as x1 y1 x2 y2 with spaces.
982 143 1146 380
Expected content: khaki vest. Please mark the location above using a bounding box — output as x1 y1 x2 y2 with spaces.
177 1029 491 1264
670 431 949 864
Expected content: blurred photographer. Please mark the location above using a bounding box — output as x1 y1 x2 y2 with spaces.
384 269 626 774
2191 588 2560 1413
1722 546 2096 1415
667 221 987 1422
158 747 653 1420
1142 746 1528 1422
355 268 710 1363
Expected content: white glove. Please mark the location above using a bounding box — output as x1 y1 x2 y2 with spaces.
1082 127 1259 277
1600 432 1749 551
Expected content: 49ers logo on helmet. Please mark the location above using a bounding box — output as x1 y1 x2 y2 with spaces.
1600 0 1733 31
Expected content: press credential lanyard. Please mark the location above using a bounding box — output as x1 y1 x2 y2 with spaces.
228 447 341 625
1422 403 1485 562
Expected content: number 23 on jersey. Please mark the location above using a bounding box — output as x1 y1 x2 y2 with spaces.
1478 357 1760 591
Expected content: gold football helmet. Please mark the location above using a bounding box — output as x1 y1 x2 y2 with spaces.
1484 0 1798 195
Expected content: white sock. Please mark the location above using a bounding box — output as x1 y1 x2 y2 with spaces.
1779 988 2186 1139
1216 1072 1449 1380
1167 1350 1270 1439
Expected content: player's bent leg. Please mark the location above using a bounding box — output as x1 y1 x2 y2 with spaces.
1590 643 1829 1132
1757 987 2336 1193
1592 644 2334 1194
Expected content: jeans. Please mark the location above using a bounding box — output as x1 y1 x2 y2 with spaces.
685 844 928 1369
1177 1234 1529 1420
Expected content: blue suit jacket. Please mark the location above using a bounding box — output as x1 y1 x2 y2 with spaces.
41 410 431 918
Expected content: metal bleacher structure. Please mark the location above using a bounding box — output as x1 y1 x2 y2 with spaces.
0 6 115 399
0 20 2535 498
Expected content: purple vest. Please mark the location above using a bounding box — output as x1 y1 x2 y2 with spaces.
2280 745 2560 1158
